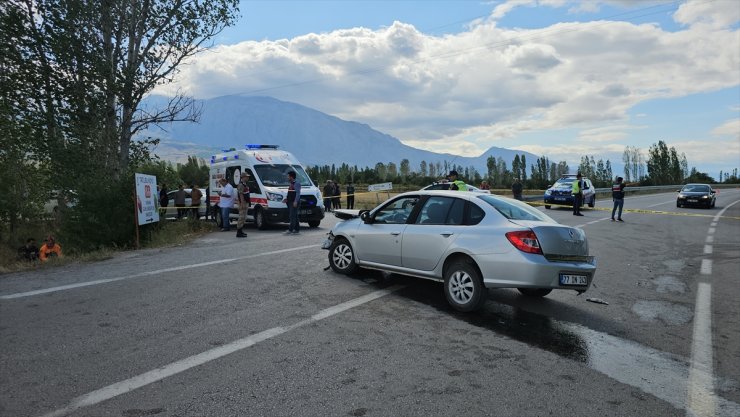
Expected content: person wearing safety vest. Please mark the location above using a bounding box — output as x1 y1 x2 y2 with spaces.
448 170 468 191
571 172 584 216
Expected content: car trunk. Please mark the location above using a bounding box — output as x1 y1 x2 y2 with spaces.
511 221 589 257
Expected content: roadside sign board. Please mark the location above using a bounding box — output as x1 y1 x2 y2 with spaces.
135 173 159 224
368 182 393 192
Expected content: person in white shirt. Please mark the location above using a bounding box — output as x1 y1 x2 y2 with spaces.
218 178 235 231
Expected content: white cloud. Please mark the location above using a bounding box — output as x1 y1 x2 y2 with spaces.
155 1 739 166
711 118 740 137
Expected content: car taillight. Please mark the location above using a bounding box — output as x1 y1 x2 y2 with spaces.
506 230 543 254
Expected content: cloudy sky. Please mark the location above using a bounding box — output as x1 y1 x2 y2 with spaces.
155 0 740 177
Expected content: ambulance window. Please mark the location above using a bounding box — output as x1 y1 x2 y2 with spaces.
245 169 261 194
225 166 240 186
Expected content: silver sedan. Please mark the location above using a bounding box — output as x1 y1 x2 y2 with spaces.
322 190 596 312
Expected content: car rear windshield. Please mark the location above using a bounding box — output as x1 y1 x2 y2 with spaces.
477 195 556 223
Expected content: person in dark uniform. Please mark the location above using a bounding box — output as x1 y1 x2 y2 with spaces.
346 183 355 209
572 173 584 216
283 171 301 234
611 176 629 222
323 180 333 212
511 179 523 200
333 182 342 209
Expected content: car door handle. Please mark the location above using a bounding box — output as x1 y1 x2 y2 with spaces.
391 231 401 236
440 232 454 237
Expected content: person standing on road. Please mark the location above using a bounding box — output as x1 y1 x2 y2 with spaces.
159 183 169 217
448 170 467 191
174 184 187 220
218 178 234 231
511 178 523 200
346 183 355 209
333 181 342 210
572 172 584 216
205 185 211 220
611 176 630 222
236 172 250 238
283 171 301 234
190 184 202 220
323 180 333 212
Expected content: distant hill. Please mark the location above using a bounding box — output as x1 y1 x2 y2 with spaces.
143 95 539 177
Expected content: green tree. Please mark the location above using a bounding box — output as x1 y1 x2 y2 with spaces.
177 156 209 187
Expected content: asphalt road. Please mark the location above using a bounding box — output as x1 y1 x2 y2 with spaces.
1 189 739 417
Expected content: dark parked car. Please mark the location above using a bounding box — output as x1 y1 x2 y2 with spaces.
676 184 716 208
543 175 595 209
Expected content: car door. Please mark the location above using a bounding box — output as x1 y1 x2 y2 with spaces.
401 196 464 271
354 196 419 267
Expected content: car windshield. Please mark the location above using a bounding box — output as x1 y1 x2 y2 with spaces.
477 195 556 223
554 178 575 187
682 185 710 192
254 164 312 187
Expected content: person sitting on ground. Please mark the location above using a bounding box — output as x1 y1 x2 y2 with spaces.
39 235 62 261
18 238 39 261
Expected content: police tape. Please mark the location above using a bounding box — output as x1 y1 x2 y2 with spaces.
526 201 740 220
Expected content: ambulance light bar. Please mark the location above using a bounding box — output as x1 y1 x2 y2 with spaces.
245 144 279 149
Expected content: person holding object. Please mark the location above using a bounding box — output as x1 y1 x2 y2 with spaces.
572 172 584 216
218 178 234 231
283 171 301 234
236 172 250 238
39 235 62 261
611 176 635 222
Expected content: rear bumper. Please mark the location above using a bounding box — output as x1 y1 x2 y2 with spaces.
477 250 596 291
265 207 325 223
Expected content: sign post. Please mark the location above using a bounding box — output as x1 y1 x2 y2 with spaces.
367 182 393 204
134 173 159 248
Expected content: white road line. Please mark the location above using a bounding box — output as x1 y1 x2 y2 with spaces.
1 245 319 300
707 228 715 235
647 200 677 208
687 283 716 417
575 217 611 228
40 285 405 417
700 259 712 275
703 245 713 255
705 235 714 244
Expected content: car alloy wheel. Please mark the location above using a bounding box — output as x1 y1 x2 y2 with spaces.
255 209 267 230
444 260 486 312
329 238 358 275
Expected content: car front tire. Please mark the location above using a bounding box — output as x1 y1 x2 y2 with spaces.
254 208 267 230
328 238 358 275
308 220 320 228
588 196 595 208
544 205 551 209
443 260 487 312
518 288 553 297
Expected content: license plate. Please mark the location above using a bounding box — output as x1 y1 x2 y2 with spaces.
559 273 588 286
555 197 566 201
299 209 312 215
688 199 697 203
321 238 333 249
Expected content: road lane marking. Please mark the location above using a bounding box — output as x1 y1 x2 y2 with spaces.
705 236 714 244
40 285 405 417
687 283 716 417
700 259 712 275
1 245 320 300
647 200 677 208
708 227 715 235
703 245 712 255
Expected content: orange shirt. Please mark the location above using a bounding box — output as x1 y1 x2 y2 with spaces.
40 243 62 261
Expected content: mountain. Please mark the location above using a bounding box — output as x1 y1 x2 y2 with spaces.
143 95 539 176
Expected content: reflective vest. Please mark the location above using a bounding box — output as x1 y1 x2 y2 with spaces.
571 179 582 194
451 180 468 191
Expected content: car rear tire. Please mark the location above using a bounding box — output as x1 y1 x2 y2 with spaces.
308 220 320 228
328 238 358 275
254 208 267 230
518 288 553 297
544 205 551 209
677 201 682 208
443 260 487 312
588 196 595 208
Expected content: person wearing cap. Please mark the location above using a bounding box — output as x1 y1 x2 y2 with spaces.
448 170 468 191
572 172 584 216
39 235 62 261
236 172 250 238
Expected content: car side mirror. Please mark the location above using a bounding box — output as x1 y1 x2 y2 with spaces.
676 190 681 193
711 190 716 194
360 211 372 224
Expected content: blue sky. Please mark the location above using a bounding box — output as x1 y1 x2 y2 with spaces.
158 0 740 178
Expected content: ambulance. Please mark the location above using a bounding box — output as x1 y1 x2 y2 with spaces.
209 145 325 229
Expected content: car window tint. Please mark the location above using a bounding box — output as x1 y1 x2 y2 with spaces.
447 198 465 225
477 195 556 223
373 196 419 224
416 196 453 225
468 203 485 225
